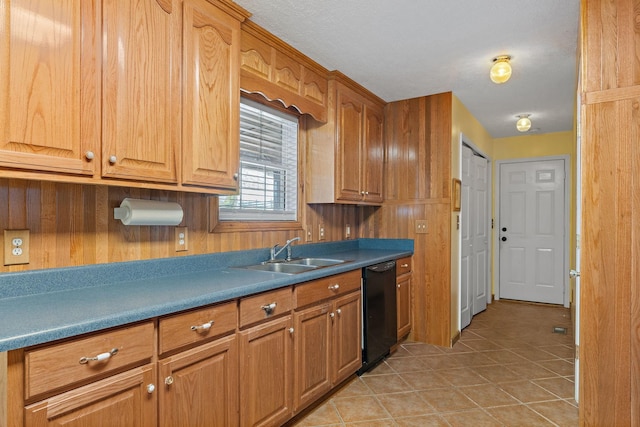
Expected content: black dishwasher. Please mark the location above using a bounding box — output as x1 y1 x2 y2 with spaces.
358 260 397 375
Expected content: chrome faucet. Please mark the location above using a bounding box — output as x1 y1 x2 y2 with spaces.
270 237 301 262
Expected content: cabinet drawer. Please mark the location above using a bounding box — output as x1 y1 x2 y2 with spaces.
24 322 154 399
159 300 237 354
396 256 412 276
295 270 361 308
239 287 293 328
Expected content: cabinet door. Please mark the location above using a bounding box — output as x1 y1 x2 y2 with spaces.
102 0 180 183
0 0 99 176
182 0 240 190
239 315 293 427
335 86 364 202
159 335 238 427
362 104 384 203
331 291 362 385
25 364 156 427
293 303 332 412
396 274 412 339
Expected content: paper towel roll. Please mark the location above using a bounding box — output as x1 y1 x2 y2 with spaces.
113 198 183 226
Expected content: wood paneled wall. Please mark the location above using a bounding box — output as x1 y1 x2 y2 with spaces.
0 179 362 273
372 92 453 346
579 0 640 424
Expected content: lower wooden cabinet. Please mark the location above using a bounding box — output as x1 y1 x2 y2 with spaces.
396 256 413 339
239 315 294 427
293 271 362 413
24 364 157 427
158 335 238 427
8 270 367 427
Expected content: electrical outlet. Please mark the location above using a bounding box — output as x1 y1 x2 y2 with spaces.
306 224 313 242
175 227 188 252
318 224 325 241
415 220 428 234
4 229 30 265
345 224 351 239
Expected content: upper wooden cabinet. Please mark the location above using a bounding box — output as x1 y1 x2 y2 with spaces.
181 0 243 191
307 72 386 205
0 0 100 176
0 0 249 194
240 21 329 122
102 0 181 184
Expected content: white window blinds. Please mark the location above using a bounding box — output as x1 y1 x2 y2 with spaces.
219 98 298 221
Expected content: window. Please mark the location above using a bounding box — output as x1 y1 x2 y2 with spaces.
219 98 299 221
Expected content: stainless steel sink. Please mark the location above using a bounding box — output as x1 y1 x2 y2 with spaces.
239 257 349 274
287 258 346 267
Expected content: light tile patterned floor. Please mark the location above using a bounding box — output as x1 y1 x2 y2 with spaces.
290 300 577 427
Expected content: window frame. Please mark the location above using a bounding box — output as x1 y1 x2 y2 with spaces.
210 95 304 233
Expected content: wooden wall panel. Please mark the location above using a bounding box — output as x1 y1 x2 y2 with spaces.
0 180 362 273
378 92 453 347
580 0 640 423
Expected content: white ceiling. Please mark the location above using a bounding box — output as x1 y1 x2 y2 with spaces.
232 0 580 138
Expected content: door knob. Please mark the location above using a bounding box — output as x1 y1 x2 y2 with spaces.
501 237 507 242
569 270 581 279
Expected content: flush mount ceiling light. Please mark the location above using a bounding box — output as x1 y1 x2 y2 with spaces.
516 114 532 132
490 55 512 84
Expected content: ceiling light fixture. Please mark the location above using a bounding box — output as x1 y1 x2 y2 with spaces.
490 55 512 84
516 114 532 132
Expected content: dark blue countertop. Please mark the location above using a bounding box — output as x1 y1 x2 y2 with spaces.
0 238 412 352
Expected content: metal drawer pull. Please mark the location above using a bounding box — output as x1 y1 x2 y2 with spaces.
191 320 214 331
79 348 118 364
165 376 174 386
261 302 277 315
328 284 340 291
401 263 409 268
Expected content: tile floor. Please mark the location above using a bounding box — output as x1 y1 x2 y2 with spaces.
290 300 578 427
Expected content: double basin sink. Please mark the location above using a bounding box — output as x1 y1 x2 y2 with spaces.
240 258 349 275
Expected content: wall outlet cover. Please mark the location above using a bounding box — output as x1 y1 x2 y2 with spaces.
4 229 30 265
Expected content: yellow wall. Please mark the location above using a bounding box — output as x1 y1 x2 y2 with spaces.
450 95 494 338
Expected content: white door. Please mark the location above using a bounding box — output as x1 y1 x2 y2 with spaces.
499 159 566 304
461 146 490 329
574 104 582 401
460 147 473 329
471 154 489 314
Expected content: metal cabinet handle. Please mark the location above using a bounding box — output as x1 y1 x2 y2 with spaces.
85 151 95 160
108 155 117 164
233 173 238 181
401 263 409 268
191 320 214 331
261 302 277 315
165 376 174 386
146 384 155 394
79 348 118 364
397 284 401 288
329 312 335 319
289 327 294 334
328 284 340 291
336 309 342 316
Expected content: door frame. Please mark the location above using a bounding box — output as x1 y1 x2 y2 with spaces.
494 155 570 308
458 133 492 331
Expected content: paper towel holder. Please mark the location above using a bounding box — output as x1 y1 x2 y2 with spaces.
114 198 184 226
